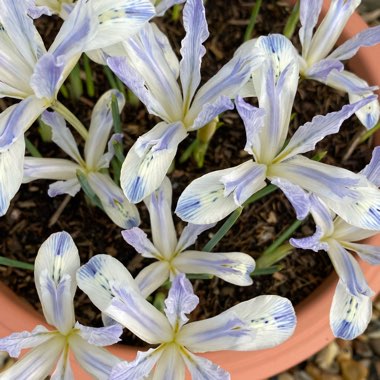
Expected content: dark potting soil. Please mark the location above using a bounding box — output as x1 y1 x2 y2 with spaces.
0 1 373 347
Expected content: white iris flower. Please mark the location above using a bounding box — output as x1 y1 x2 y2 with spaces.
0 232 123 379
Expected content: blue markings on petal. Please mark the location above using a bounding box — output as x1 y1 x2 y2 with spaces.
175 197 201 221
164 274 199 329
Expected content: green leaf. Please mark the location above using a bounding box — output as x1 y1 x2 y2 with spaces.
0 257 34 270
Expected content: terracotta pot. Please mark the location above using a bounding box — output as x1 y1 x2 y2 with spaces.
1 1 380 379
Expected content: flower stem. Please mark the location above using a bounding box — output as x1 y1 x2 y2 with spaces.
52 101 89 140
203 207 243 252
25 136 42 158
244 0 262 41
283 0 300 39
256 218 305 268
0 256 34 270
359 121 380 144
83 54 95 97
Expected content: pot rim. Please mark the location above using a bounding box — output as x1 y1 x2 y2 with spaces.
1 1 380 379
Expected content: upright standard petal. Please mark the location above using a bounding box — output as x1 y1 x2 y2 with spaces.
340 241 380 266
144 177 177 257
69 334 121 380
0 136 25 216
173 250 255 286
186 45 264 130
306 0 360 64
179 0 209 107
328 25 380 61
361 146 380 186
330 281 372 340
42 111 84 164
75 322 122 346
121 227 161 259
164 274 199 329
179 295 296 352
120 121 187 203
299 0 323 58
85 90 125 168
235 96 266 160
175 223 215 253
276 96 376 161
87 172 140 229
34 232 80 333
77 254 138 311
303 58 343 81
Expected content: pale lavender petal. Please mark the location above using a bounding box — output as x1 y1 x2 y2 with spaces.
341 241 380 266
106 286 173 343
87 0 155 51
153 343 186 380
179 0 209 107
144 177 177 257
307 0 360 64
270 177 310 220
305 59 343 81
181 349 230 380
50 348 73 380
96 133 123 170
175 223 215 253
42 110 84 164
85 89 125 168
75 322 122 346
107 56 171 121
164 273 199 329
328 239 373 297
110 348 161 380
23 157 79 183
135 261 169 298
187 46 264 129
69 334 121 380
30 53 64 100
87 172 141 229
109 23 183 121
328 25 380 61
270 155 380 231
235 96 265 159
0 0 46 67
120 121 187 203
309 194 335 237
290 226 329 252
190 95 234 131
0 136 25 216
155 0 186 16
49 0 95 59
28 4 52 19
221 160 267 206
121 227 161 259
360 147 380 186
349 92 379 130
176 166 245 224
277 95 376 160
299 0 323 56
174 250 255 286
0 336 65 380
326 70 378 94
48 178 81 197
330 280 372 340
180 295 296 352
0 325 52 358
0 97 47 151
76 254 138 311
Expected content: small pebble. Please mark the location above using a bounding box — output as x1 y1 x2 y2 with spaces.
353 340 373 358
340 359 368 380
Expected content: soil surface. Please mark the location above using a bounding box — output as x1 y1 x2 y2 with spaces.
0 0 373 347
